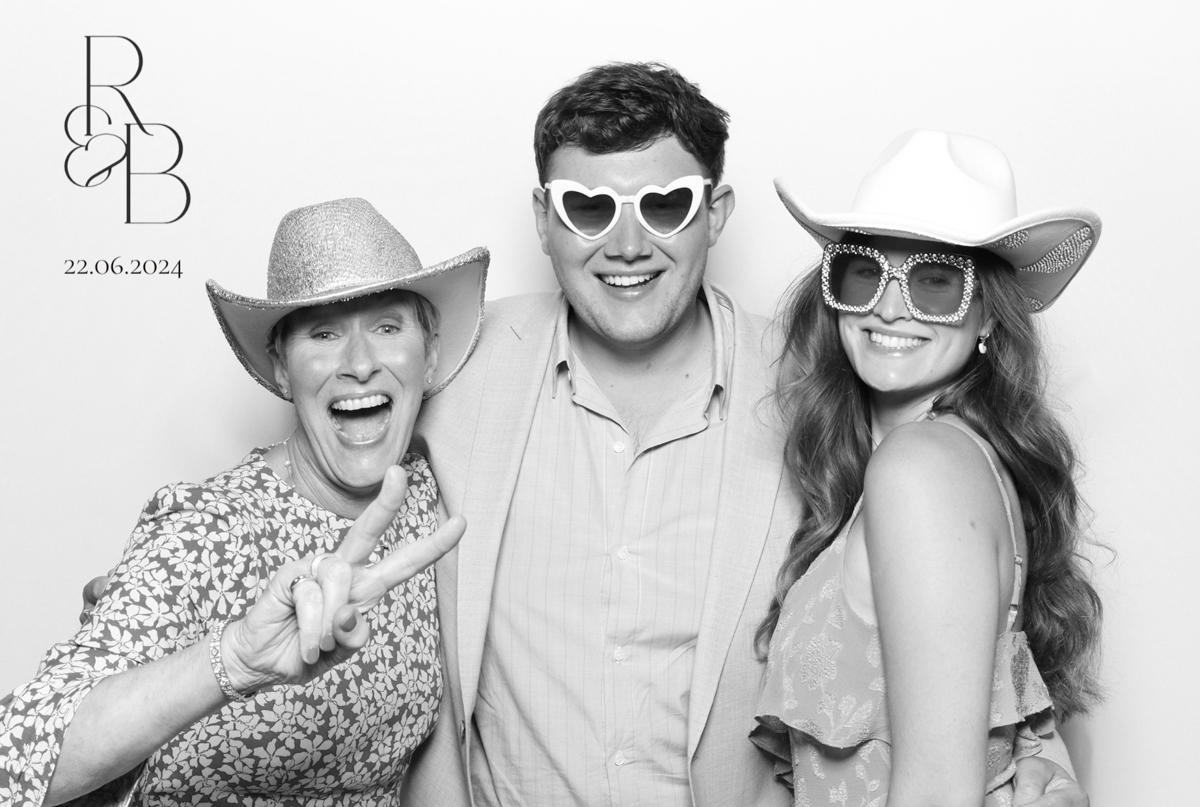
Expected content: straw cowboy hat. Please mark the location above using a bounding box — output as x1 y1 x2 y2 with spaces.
776 129 1100 311
207 197 488 399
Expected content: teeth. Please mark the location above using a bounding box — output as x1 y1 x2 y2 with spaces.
600 273 657 287
331 394 390 411
869 332 926 350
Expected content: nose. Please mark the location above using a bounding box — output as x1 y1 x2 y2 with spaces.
873 279 912 322
338 329 379 382
603 201 652 262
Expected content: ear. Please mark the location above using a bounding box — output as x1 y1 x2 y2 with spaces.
705 184 736 248
272 358 291 399
532 187 552 256
980 312 997 340
423 333 441 393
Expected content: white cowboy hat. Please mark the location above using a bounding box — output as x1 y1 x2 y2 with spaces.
207 197 488 399
776 129 1100 311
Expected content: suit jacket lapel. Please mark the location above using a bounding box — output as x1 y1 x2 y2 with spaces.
455 294 559 719
687 297 786 758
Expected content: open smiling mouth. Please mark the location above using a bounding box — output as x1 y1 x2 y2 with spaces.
329 394 393 443
600 272 662 289
868 331 928 350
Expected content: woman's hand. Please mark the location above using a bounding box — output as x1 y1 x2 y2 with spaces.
220 465 465 693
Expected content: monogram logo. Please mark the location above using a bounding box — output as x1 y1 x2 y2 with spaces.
63 36 191 224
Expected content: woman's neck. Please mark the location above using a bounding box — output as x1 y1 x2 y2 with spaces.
869 389 941 444
273 434 380 520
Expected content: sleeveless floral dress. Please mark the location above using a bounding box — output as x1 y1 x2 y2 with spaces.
752 420 1055 807
0 449 443 806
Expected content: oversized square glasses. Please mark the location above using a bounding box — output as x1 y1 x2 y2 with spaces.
822 242 976 323
544 175 713 240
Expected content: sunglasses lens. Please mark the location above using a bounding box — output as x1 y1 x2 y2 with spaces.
561 190 618 237
828 252 884 307
908 261 966 316
638 188 696 235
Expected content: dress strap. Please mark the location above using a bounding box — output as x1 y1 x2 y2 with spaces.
928 417 1023 631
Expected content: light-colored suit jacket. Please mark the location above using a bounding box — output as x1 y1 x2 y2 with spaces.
402 289 799 806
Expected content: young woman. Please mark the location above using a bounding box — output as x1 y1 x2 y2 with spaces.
753 130 1103 806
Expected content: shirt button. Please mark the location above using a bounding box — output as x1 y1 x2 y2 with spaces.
614 751 627 766
614 646 625 661
613 441 625 453
617 546 630 561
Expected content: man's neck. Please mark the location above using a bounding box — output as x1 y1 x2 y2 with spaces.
568 298 713 444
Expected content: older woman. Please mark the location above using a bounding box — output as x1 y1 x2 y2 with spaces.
0 198 487 805
752 132 1103 806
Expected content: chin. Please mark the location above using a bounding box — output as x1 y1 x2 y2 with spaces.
849 358 911 391
861 366 922 390
603 322 668 347
333 449 405 491
600 304 690 346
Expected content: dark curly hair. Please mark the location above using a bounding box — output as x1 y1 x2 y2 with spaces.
533 62 730 184
757 244 1104 718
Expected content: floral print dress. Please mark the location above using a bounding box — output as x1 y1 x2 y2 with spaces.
0 449 443 806
752 420 1055 807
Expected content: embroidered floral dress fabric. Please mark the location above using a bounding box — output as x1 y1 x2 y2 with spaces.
0 449 442 807
752 430 1054 807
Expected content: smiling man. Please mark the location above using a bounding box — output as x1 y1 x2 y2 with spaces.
401 63 1087 807
404 63 789 806
533 138 731 443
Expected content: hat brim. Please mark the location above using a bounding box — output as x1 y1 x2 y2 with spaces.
775 178 1101 312
207 246 489 400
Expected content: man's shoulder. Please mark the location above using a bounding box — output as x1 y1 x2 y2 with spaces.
707 282 776 355
482 291 562 327
420 291 559 417
708 282 769 323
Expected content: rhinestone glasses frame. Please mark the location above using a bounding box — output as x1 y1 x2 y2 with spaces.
821 242 977 324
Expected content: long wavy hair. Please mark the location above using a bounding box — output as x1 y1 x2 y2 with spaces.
757 246 1104 717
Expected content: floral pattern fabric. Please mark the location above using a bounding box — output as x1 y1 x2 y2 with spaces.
752 496 1054 807
0 449 442 806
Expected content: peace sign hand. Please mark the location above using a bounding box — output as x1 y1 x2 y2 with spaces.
219 465 466 694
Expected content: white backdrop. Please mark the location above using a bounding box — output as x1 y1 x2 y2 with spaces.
2 2 1196 803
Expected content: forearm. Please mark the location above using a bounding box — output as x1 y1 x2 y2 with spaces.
45 634 229 805
888 756 989 807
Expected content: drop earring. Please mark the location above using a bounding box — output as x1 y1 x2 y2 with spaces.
977 333 990 355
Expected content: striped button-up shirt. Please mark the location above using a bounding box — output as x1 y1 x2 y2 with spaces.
471 285 734 806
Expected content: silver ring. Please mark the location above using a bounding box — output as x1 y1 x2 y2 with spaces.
289 574 316 595
309 553 335 579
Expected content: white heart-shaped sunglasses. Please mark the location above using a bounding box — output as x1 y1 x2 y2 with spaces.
543 175 713 240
